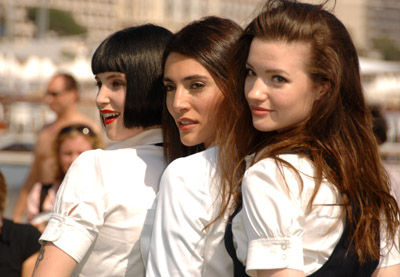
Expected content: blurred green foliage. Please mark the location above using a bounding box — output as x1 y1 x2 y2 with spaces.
372 37 400 61
27 7 87 37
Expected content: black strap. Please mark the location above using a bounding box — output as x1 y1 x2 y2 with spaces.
39 184 52 213
224 203 249 277
153 143 163 147
308 220 379 277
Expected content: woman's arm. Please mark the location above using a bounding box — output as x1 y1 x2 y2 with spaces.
373 264 400 276
21 252 38 277
240 158 306 275
257 269 305 277
32 241 77 277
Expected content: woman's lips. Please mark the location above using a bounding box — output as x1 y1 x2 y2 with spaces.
177 118 197 131
100 109 121 125
250 105 273 116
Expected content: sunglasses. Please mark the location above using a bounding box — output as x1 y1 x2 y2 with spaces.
45 89 71 97
59 124 95 136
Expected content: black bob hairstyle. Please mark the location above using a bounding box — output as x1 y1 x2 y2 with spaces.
92 24 172 128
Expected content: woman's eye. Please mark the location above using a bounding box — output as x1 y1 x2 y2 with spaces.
245 68 256 77
191 82 205 89
112 80 125 88
164 84 175 92
272 75 287 83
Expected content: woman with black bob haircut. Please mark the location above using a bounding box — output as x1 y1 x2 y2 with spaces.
92 24 167 130
33 24 172 277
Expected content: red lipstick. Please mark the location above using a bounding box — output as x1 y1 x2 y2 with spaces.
100 109 121 125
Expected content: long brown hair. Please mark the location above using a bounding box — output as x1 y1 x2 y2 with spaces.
217 0 400 262
161 16 242 163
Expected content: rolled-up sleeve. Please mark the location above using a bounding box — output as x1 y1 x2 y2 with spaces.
40 150 106 263
241 159 305 275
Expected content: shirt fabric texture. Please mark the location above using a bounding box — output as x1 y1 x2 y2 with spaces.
40 128 165 277
145 147 233 276
232 154 400 276
0 218 41 277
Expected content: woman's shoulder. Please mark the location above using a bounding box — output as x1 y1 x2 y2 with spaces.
166 147 217 175
161 147 219 194
249 153 314 173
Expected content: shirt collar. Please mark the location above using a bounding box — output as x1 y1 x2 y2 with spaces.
106 128 162 150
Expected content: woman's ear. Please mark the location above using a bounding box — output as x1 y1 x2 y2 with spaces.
315 81 331 100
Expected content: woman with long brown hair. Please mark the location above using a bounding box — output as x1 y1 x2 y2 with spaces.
146 16 242 276
217 0 400 276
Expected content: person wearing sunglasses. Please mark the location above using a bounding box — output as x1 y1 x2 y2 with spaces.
13 73 103 224
26 124 104 232
32 24 172 277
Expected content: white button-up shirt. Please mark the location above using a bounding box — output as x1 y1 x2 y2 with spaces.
40 128 165 277
145 147 233 276
232 154 400 276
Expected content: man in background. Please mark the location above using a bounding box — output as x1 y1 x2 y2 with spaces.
13 73 102 222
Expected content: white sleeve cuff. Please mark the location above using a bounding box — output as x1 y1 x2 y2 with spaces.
246 237 304 276
40 214 96 263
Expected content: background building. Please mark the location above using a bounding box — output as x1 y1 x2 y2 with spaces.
0 0 261 44
302 0 400 59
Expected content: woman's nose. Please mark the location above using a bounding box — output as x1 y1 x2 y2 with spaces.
170 87 189 113
96 86 110 108
246 77 268 102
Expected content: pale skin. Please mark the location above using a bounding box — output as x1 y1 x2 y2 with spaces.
245 39 400 276
13 74 102 223
21 252 39 277
33 242 77 277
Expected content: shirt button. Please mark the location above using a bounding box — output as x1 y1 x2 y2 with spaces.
282 254 287 260
281 243 287 250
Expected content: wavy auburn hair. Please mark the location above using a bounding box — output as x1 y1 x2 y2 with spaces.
216 0 399 263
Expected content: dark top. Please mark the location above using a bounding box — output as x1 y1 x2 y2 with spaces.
225 205 379 277
0 218 41 277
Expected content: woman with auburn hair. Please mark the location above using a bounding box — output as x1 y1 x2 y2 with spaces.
33 24 172 276
145 16 242 276
217 0 400 276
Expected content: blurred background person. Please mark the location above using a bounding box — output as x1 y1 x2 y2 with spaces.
0 170 41 277
26 123 104 232
12 73 102 223
370 105 400 206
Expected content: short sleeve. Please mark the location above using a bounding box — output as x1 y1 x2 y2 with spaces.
241 159 305 275
40 150 107 263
